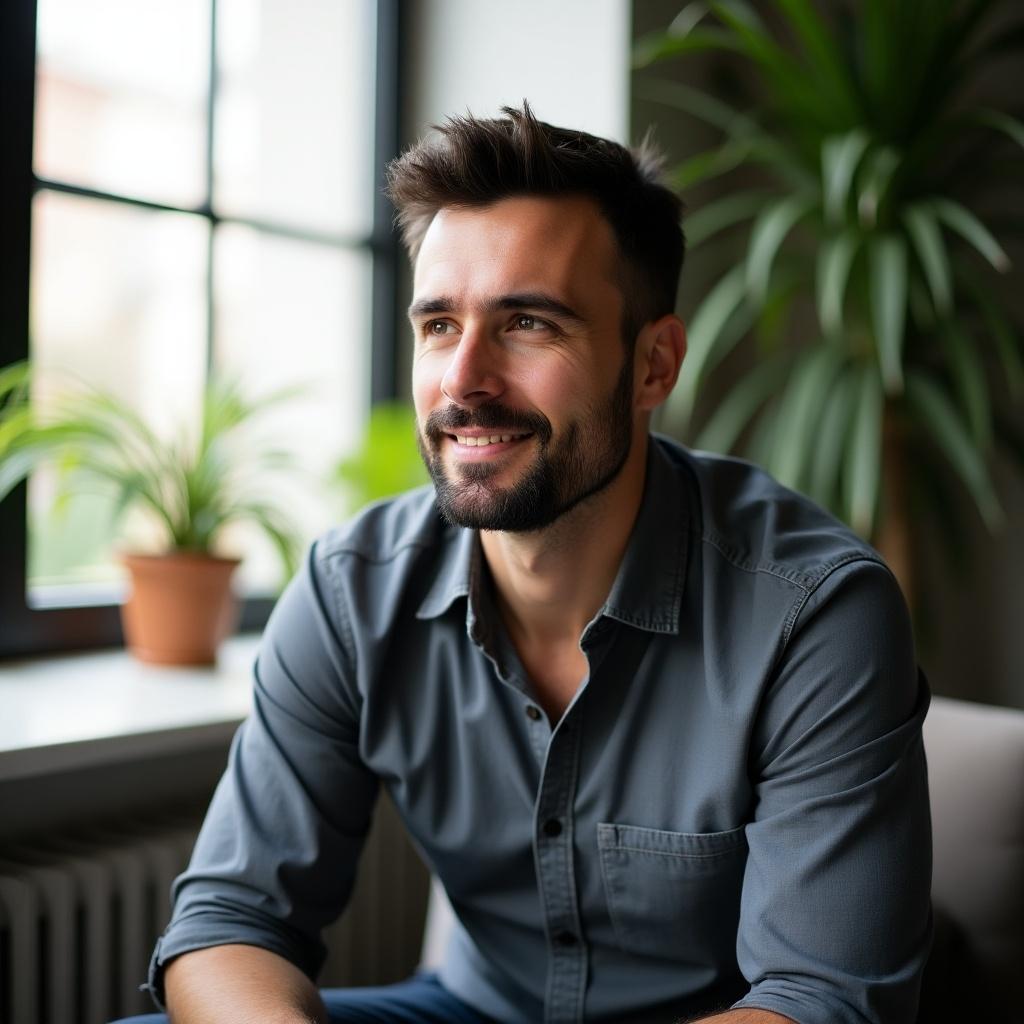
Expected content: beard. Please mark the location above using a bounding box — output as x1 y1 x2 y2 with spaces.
417 356 634 532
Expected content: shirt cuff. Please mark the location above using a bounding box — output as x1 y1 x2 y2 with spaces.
732 987 861 1024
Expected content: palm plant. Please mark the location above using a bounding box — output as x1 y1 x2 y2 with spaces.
0 360 304 580
635 0 1023 592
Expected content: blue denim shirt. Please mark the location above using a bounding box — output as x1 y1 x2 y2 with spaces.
149 436 931 1024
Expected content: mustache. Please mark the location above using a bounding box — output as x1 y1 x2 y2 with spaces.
424 405 552 443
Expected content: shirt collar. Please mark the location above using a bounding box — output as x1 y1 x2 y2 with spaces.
415 436 688 635
600 436 687 634
415 521 475 620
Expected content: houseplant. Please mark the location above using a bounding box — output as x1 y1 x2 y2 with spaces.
0 361 304 664
333 400 428 512
635 0 1024 598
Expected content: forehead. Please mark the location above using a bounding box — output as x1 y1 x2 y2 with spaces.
412 195 620 306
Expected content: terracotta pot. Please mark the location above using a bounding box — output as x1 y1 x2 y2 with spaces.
120 551 241 666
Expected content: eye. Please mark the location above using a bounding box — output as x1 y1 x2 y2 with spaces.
425 320 455 337
513 314 544 331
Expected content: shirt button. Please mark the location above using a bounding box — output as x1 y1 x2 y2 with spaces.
525 705 542 721
555 930 577 947
542 818 563 837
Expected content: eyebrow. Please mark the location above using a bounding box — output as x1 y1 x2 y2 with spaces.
407 292 586 327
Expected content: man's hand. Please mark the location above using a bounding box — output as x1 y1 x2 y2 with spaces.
687 1011 796 1023
164 943 328 1024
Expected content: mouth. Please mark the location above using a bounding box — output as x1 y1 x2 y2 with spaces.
449 431 532 447
444 431 534 458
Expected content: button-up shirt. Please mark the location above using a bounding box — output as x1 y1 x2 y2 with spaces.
149 436 932 1024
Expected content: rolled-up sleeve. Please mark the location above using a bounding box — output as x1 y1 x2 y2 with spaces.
732 558 932 1024
145 540 379 1010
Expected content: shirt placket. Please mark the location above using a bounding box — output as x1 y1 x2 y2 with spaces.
535 713 586 1024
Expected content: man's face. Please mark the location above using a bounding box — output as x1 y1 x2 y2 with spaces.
409 195 636 532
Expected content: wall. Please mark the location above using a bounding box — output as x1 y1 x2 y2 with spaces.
401 0 631 146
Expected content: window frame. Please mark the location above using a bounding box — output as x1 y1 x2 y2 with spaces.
0 0 403 659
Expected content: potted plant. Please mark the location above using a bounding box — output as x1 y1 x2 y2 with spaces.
635 0 1024 600
0 361 304 665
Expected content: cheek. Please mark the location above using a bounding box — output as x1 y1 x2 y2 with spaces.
411 355 443 417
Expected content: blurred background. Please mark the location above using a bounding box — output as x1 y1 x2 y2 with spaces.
3 0 1020 706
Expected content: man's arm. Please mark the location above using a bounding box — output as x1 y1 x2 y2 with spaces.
145 542 380 1011
690 1013 794 1023
728 558 931 1023
164 945 328 1024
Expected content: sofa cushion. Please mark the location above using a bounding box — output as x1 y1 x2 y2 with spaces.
922 695 1024 1016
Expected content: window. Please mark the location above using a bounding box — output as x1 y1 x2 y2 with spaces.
0 0 401 658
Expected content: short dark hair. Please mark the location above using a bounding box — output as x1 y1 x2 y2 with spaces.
385 102 685 346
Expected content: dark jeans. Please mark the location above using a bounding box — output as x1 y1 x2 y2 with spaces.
110 971 491 1023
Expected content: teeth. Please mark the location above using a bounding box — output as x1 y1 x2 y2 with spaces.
454 434 522 447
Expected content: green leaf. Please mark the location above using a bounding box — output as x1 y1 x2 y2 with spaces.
904 370 1002 529
816 231 860 339
631 78 753 136
745 194 814 305
843 363 883 536
809 366 857 506
225 501 302 584
669 140 751 189
670 265 751 428
747 400 779 469
978 296 1024 402
822 130 870 224
932 197 1011 273
633 26 741 68
708 0 831 126
684 190 772 247
902 203 953 316
0 364 308 558
668 1 710 36
973 108 1024 151
693 353 791 453
335 402 428 510
775 0 861 121
855 146 900 229
869 233 908 393
0 360 31 403
768 344 843 489
938 321 993 451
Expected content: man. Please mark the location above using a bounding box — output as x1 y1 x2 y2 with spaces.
140 104 931 1024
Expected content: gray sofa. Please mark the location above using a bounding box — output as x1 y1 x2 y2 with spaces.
917 695 1024 1022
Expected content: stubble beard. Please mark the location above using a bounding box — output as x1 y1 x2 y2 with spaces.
418 357 634 533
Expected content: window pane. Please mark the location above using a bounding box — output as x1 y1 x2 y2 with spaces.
28 191 208 599
214 0 376 235
214 225 371 593
34 0 209 207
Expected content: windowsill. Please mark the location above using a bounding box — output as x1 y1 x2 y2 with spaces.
0 633 259 782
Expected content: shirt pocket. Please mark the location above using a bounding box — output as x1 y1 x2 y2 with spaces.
597 821 747 965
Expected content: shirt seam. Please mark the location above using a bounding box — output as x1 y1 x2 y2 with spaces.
610 845 744 860
318 549 360 677
319 536 438 567
781 552 893 648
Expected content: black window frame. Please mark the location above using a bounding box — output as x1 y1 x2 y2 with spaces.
0 0 403 660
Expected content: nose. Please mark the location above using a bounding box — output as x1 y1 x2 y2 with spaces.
439 327 505 408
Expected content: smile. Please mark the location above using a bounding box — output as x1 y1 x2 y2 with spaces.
451 433 531 447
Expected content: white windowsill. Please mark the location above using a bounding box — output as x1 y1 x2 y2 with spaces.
0 634 259 782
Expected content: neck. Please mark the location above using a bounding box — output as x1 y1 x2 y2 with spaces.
480 433 649 647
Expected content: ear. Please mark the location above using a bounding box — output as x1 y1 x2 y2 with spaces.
633 314 687 413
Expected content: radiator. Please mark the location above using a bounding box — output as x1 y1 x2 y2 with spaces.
0 794 429 1024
